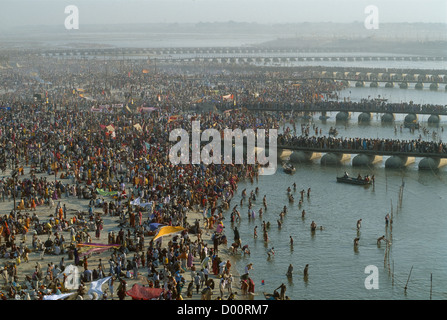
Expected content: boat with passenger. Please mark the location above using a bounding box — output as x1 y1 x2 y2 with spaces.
336 172 372 185
328 127 338 136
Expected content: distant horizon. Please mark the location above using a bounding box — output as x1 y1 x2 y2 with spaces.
3 20 447 32
0 0 446 29
9 21 447 26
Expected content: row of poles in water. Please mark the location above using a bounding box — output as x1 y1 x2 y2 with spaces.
383 177 434 299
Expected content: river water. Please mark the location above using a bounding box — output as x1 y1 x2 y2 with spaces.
223 71 447 300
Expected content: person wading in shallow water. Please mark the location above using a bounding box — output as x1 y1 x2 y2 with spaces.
274 283 287 300
303 264 309 279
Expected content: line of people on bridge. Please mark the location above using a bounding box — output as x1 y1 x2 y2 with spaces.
243 99 447 115
277 133 447 155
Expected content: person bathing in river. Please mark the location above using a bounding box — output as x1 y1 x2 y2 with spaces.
286 264 293 277
357 219 362 230
303 264 309 278
377 235 388 245
263 230 269 242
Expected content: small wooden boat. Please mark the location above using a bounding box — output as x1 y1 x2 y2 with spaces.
301 115 312 121
336 175 372 185
263 291 290 300
404 122 419 129
283 163 296 174
328 127 338 136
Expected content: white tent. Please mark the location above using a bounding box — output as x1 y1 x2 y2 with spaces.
43 292 76 300
87 276 112 299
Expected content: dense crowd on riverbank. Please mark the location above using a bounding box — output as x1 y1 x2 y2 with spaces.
1 51 445 300
0 101 273 299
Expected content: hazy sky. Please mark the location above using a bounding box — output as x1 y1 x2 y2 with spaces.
0 0 446 28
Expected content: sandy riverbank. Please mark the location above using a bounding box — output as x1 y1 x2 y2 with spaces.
0 165 245 300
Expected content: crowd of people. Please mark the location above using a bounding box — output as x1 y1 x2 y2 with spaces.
0 102 268 299
241 98 447 115
0 51 443 300
0 53 307 300
278 132 447 155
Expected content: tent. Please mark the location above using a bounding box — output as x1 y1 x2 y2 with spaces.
76 243 121 258
167 115 182 123
126 284 163 300
96 188 118 197
87 276 112 299
76 243 121 249
78 246 118 258
222 94 234 101
153 226 184 241
130 197 153 208
43 292 76 300
140 107 158 113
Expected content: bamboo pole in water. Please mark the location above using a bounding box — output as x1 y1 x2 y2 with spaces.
385 172 388 192
389 199 393 236
392 260 394 286
398 178 404 209
404 265 413 293
430 273 432 300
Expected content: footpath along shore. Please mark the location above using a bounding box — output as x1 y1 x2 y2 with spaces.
0 163 246 300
